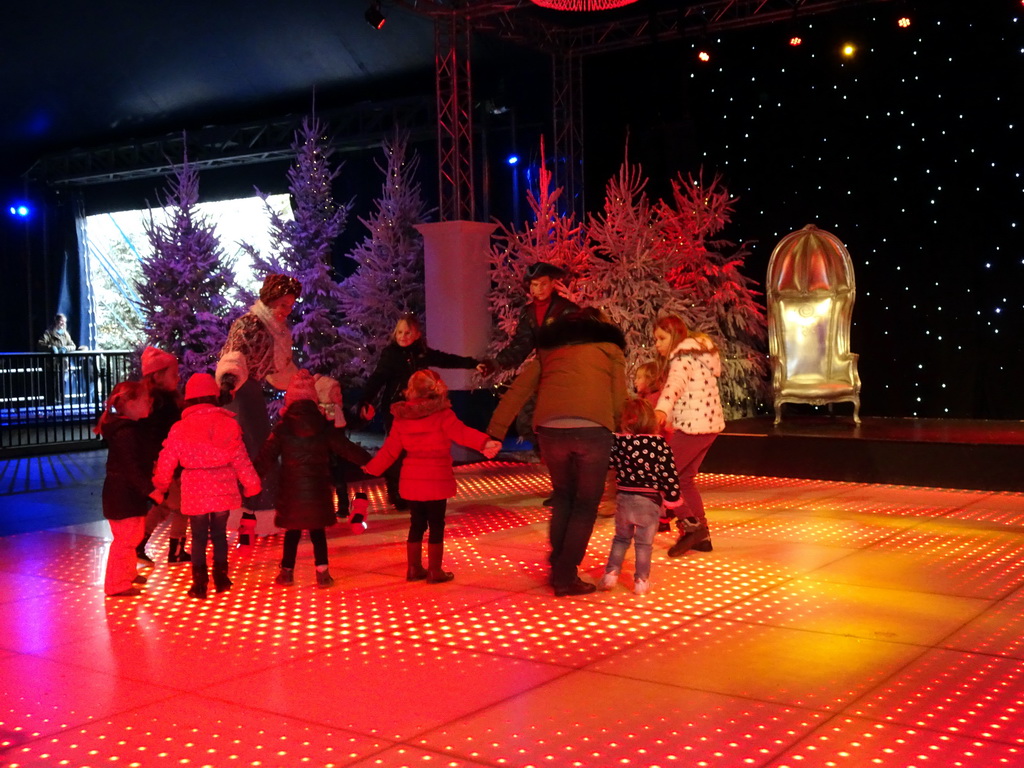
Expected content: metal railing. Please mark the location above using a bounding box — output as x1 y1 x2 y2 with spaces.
0 351 134 455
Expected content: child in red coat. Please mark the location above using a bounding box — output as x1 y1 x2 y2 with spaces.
152 373 261 599
96 381 156 597
364 370 501 583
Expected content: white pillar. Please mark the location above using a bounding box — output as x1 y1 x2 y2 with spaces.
415 221 496 391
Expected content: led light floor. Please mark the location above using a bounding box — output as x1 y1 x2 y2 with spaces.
1 460 1023 767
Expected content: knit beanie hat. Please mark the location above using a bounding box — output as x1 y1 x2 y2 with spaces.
141 346 176 376
184 373 220 401
314 374 346 427
259 274 302 305
285 369 318 407
215 351 248 393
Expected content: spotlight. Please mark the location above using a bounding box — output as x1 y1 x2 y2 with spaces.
789 35 803 47
364 2 385 30
507 154 519 165
897 15 911 28
841 43 857 58
697 48 711 63
8 203 30 218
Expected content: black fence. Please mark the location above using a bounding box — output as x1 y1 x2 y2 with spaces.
0 351 134 455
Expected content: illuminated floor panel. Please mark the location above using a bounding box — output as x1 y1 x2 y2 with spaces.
587 617 928 711
716 576 992 646
810 525 1024 599
4 693 392 768
0 461 1022 767
202 640 569 742
848 648 1024 744
416 670 829 767
942 592 1024 659
765 715 1024 767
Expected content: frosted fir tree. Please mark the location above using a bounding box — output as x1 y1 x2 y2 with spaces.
138 152 234 380
580 154 712 375
657 171 769 417
245 116 351 378
336 131 432 385
486 138 590 382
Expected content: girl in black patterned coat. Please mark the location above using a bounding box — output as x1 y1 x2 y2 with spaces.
599 397 682 596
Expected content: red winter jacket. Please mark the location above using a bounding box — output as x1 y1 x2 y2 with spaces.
364 396 490 501
153 403 261 515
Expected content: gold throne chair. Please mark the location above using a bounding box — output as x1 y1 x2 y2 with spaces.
767 224 861 425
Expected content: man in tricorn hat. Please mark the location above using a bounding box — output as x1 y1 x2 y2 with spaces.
493 262 579 470
495 261 579 372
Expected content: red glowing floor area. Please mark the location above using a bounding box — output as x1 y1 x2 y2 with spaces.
1 459 1023 767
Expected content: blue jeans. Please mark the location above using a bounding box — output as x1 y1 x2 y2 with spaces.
537 426 613 588
189 511 229 577
605 492 660 581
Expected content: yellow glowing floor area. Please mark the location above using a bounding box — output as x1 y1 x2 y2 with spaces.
2 462 1024 767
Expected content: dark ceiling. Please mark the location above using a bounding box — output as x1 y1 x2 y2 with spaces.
2 1 443 186
2 0 890 194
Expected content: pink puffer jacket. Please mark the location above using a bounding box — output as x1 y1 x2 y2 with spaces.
153 403 261 515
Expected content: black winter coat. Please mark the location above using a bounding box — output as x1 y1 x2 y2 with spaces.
101 417 159 520
360 339 479 425
258 401 372 531
495 293 579 371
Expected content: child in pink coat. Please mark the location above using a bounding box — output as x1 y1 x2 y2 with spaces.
364 370 500 583
152 373 261 599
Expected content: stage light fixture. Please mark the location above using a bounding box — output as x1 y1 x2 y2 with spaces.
507 155 519 165
841 43 857 58
8 203 30 218
364 2 386 29
897 14 912 28
697 48 711 63
789 35 803 47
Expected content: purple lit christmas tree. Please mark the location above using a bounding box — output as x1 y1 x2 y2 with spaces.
246 116 351 379
337 131 431 385
138 151 234 380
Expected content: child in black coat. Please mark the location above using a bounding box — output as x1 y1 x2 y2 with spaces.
258 370 372 588
96 381 157 597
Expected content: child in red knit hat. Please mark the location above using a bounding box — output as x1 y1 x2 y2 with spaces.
152 373 261 599
258 370 371 588
96 381 157 597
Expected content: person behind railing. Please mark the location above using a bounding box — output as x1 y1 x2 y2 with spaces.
38 313 86 354
37 313 87 404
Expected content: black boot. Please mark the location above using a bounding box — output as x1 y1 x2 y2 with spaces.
667 518 713 558
188 564 208 599
406 541 428 581
213 562 232 593
136 534 154 565
237 514 256 547
426 543 454 583
168 538 191 564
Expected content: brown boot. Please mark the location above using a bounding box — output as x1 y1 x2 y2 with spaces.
426 543 454 584
406 542 428 581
